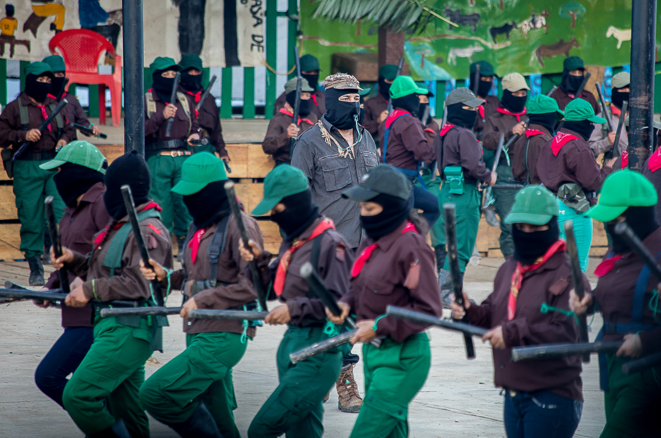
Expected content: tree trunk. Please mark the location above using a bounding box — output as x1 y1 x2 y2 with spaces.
357 20 361 36
378 27 404 67
570 12 576 28
499 0 504 11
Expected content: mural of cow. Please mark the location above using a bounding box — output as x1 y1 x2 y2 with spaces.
530 37 580 68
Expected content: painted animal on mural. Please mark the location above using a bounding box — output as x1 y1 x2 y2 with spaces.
444 7 481 33
530 37 580 68
606 26 631 49
518 10 549 39
448 44 484 65
489 21 517 42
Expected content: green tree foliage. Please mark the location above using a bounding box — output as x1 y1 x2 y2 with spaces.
560 2 586 28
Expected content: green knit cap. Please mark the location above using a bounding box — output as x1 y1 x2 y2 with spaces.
171 152 227 195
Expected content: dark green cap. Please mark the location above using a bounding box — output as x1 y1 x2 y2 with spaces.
40 141 107 173
179 53 203 72
300 54 320 72
42 55 66 73
150 57 181 75
504 185 558 225
565 98 605 124
171 152 227 195
526 95 564 120
359 88 371 97
389 76 428 99
379 64 398 80
25 62 53 78
470 60 494 77
284 77 314 94
342 164 412 201
563 56 584 71
252 165 309 215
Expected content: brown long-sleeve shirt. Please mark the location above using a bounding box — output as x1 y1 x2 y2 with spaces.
262 109 318 164
483 107 528 166
378 109 435 170
550 87 600 115
465 252 587 401
57 92 92 140
275 89 326 120
67 203 174 302
184 88 227 158
0 93 74 152
363 94 388 139
144 91 199 153
474 95 501 140
423 119 440 145
340 221 443 343
434 125 491 184
536 128 613 200
511 124 552 185
642 155 661 223
45 182 111 328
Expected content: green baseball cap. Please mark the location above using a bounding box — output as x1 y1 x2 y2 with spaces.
40 141 107 173
252 165 309 215
342 164 412 202
179 53 203 72
42 55 66 73
389 76 428 99
284 77 313 94
25 62 53 78
504 185 558 225
564 56 584 71
359 88 371 97
300 54 320 72
171 152 227 196
379 64 398 80
470 60 495 77
564 98 605 124
527 95 564 120
150 57 181 75
585 170 658 222
445 88 484 107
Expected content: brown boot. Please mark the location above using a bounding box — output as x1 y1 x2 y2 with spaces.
336 364 362 413
323 390 330 403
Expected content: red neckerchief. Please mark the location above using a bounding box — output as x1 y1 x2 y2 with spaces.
439 123 456 137
508 240 566 320
385 110 411 129
611 105 621 117
550 132 578 156
621 150 629 169
93 202 162 249
34 103 52 132
478 105 485 119
595 254 624 277
525 128 545 138
278 108 313 126
274 218 335 295
352 222 417 278
497 107 527 122
184 90 202 118
148 88 169 105
649 148 661 172
189 228 206 264
311 94 318 106
424 127 436 134
567 93 583 99
47 92 66 101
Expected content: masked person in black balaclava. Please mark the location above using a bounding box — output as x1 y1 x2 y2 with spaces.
588 71 630 158
362 64 398 144
274 54 326 119
549 56 600 114
103 150 152 220
469 61 501 141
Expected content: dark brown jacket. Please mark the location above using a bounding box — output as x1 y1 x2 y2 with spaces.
144 91 199 151
550 87 600 115
0 93 75 152
45 182 110 328
67 203 174 301
642 155 661 223
168 211 263 336
340 221 443 343
536 128 613 202
433 125 491 184
182 88 227 158
377 110 435 170
511 124 553 185
483 106 528 165
58 92 92 140
275 89 326 120
363 94 388 139
474 95 501 139
424 119 440 145
466 251 587 401
262 109 318 164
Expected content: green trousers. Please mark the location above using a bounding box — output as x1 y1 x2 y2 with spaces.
62 316 154 437
248 326 344 438
350 333 431 438
13 159 64 258
492 163 516 258
191 144 217 155
438 183 481 272
557 198 592 272
421 170 444 247
140 332 246 438
601 355 661 438
146 154 192 237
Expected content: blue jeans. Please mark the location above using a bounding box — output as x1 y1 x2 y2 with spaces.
410 184 441 228
504 390 583 438
35 327 94 407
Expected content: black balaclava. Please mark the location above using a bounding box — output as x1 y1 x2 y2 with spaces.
285 91 311 117
501 89 527 113
418 102 429 123
512 216 560 265
561 71 585 95
563 120 595 141
152 68 178 103
471 72 493 98
25 74 52 103
611 87 629 110
392 93 420 117
104 151 151 220
378 76 392 99
360 193 410 240
302 73 319 92
180 70 202 92
183 180 231 229
607 206 659 254
270 189 320 242
325 88 360 130
359 94 366 125
50 75 66 98
53 162 105 207
528 113 557 134
447 102 477 129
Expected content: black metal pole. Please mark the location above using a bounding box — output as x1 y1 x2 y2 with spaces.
628 0 657 171
122 0 145 155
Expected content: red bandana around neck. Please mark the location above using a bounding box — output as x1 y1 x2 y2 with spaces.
351 222 418 278
188 228 206 264
278 108 313 126
594 254 624 277
93 202 162 249
525 128 545 138
47 92 66 101
611 105 621 117
550 132 578 156
621 150 629 169
649 148 661 173
508 240 566 320
478 105 485 120
497 107 527 122
35 104 52 132
439 124 456 137
184 90 202 118
385 110 412 129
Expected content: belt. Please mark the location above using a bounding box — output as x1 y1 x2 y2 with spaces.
160 150 192 157
147 139 187 151
15 150 57 161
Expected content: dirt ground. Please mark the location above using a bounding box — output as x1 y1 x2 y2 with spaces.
0 257 606 437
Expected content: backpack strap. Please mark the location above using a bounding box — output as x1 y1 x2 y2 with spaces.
524 137 531 185
102 209 162 276
207 213 233 287
17 98 29 131
382 113 412 164
145 92 157 119
310 228 331 274
176 91 192 136
48 101 64 140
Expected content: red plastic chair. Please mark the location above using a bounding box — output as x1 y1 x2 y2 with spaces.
49 29 122 126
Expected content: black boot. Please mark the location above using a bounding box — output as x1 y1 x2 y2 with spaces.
439 269 452 309
86 419 131 438
43 233 52 265
168 403 222 438
27 256 45 286
176 235 186 259
483 205 500 228
434 245 447 275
